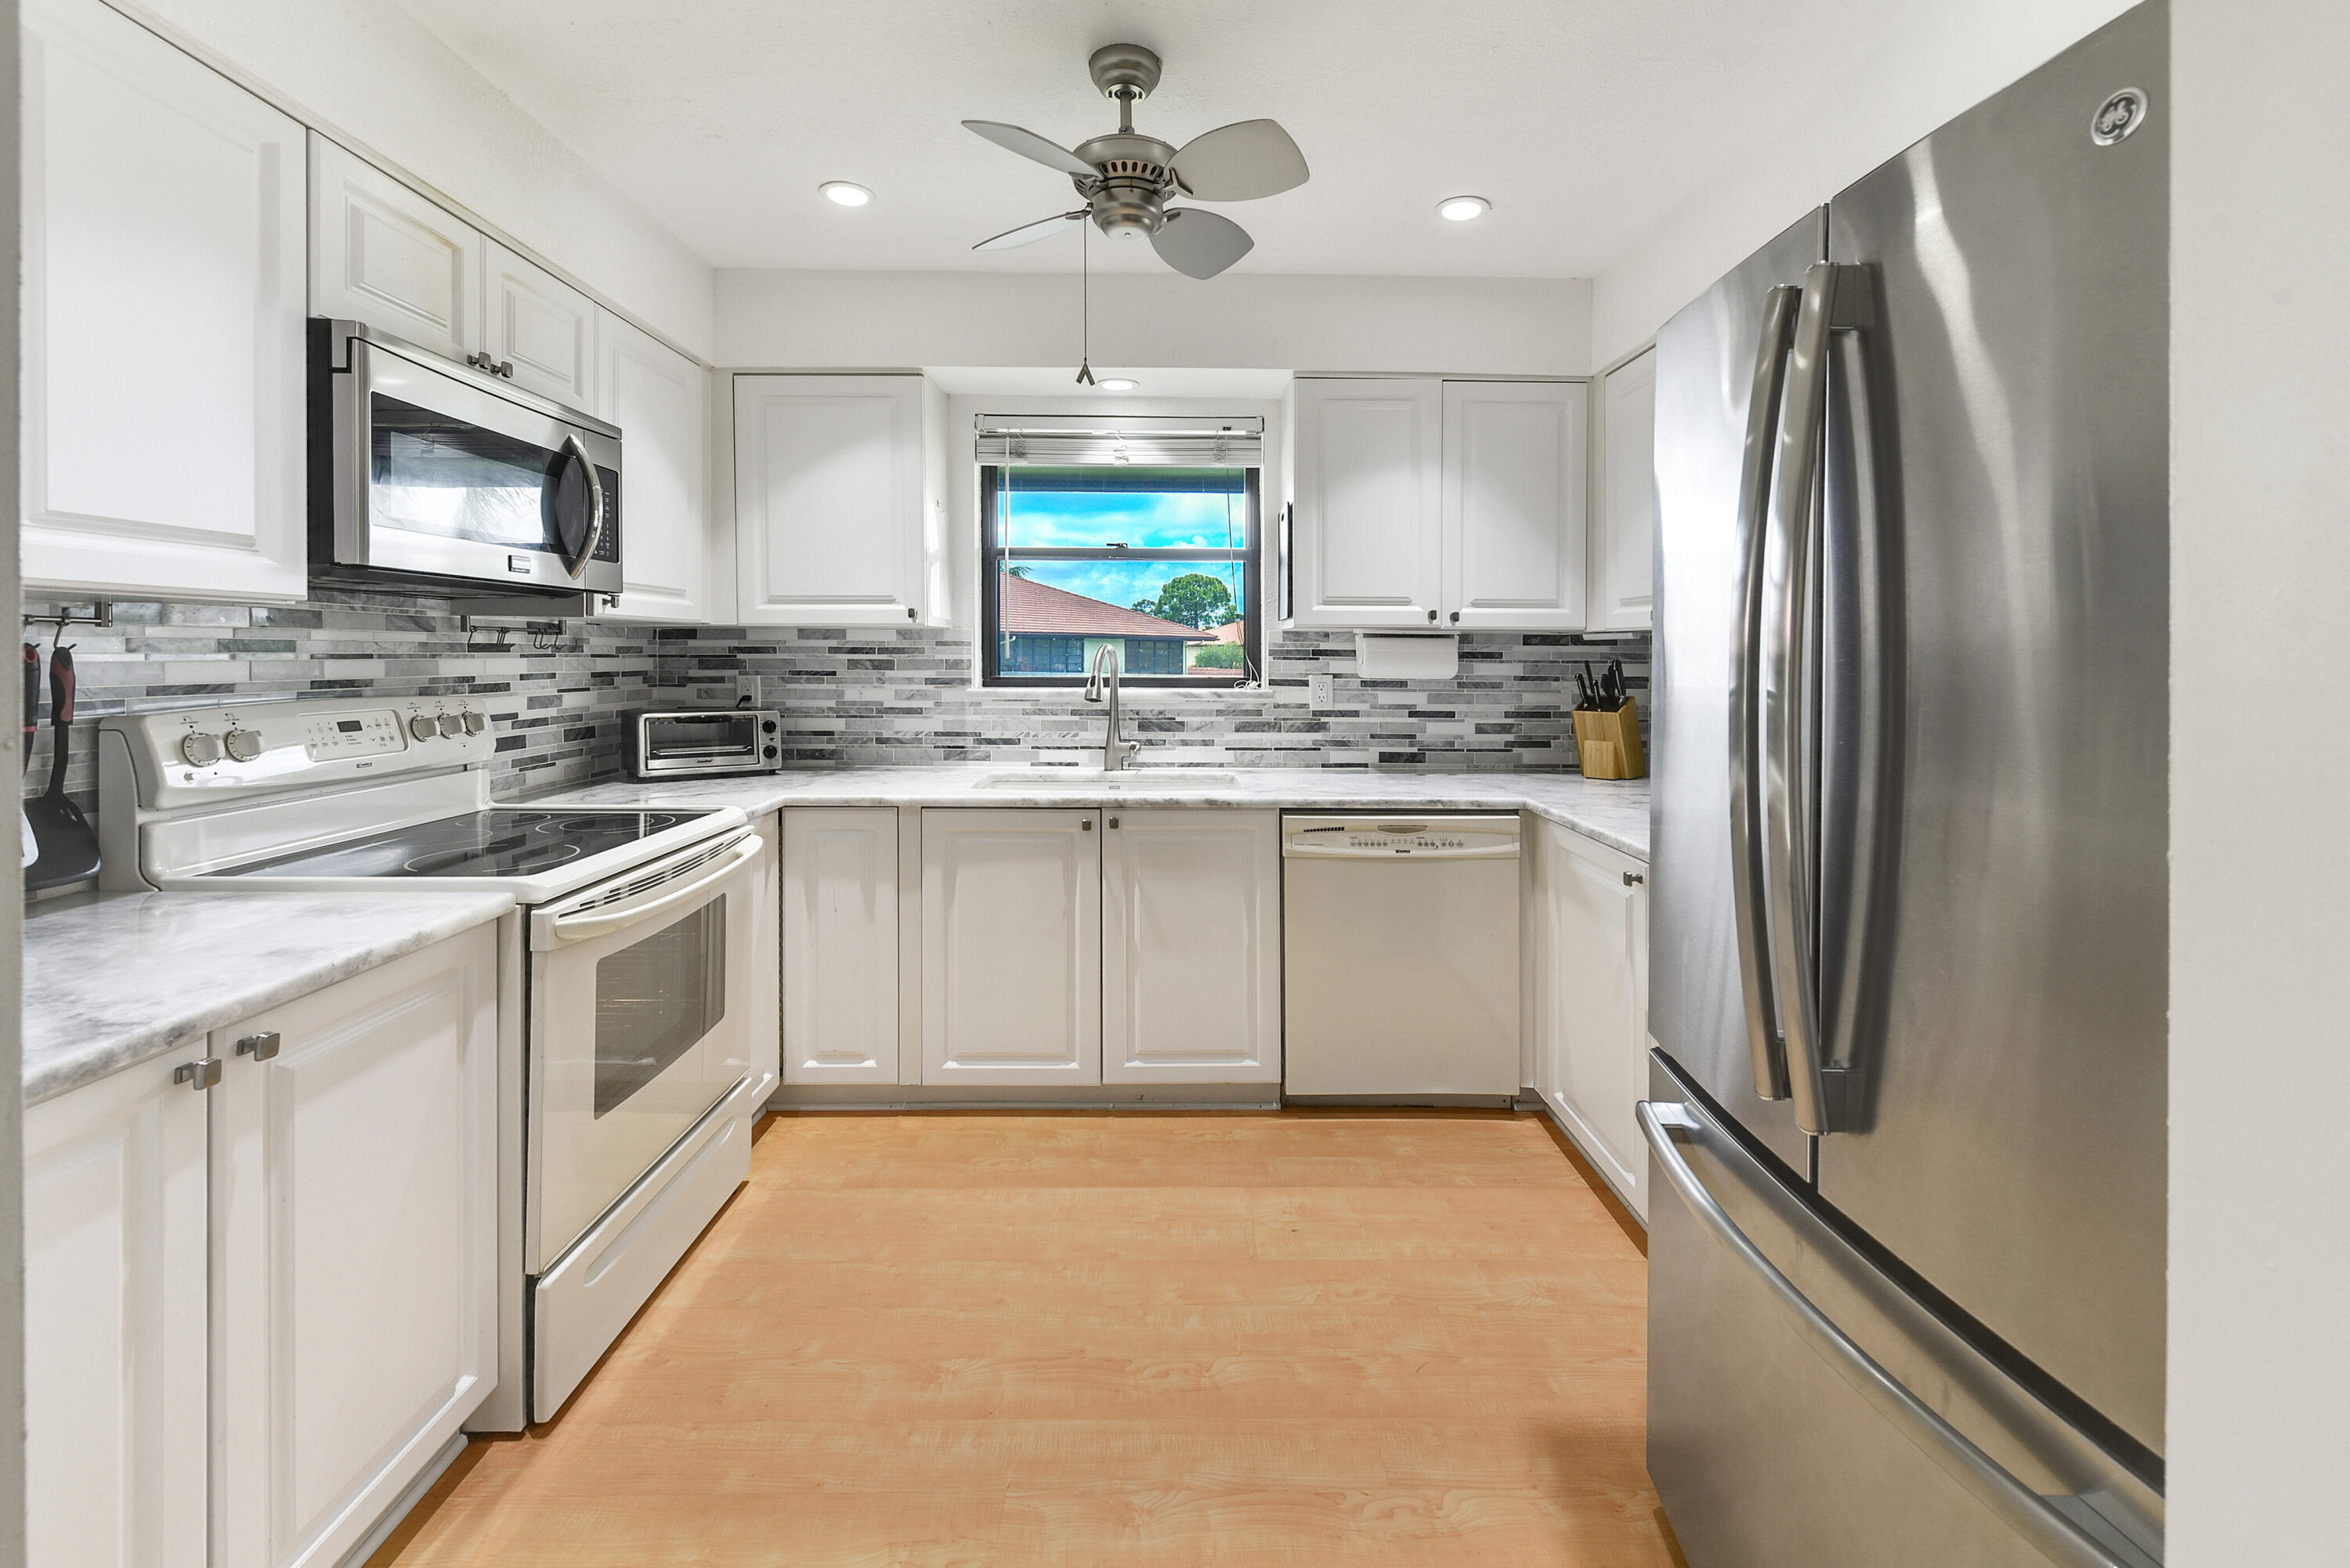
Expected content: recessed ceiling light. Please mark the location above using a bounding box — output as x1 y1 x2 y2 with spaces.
820 181 873 208
1437 195 1491 222
1097 378 1140 392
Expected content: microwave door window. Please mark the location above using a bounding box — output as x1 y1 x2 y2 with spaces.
370 393 560 555
593 898 728 1118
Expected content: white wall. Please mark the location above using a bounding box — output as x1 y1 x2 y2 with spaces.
2167 1 2350 1562
718 270 1589 378
1588 0 2135 363
112 0 714 359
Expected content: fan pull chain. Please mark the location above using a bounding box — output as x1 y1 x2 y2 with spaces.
1075 217 1095 385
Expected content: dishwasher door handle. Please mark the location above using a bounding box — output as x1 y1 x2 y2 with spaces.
1280 844 1520 862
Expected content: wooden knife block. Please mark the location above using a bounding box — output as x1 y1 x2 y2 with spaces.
1572 699 1647 779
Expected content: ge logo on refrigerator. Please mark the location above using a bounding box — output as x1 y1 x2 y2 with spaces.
2090 88 2148 146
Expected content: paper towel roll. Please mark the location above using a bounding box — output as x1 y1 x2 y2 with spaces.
1353 632 1459 681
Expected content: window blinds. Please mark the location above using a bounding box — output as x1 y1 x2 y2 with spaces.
974 414 1264 467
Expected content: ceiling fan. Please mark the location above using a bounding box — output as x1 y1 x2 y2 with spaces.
963 43 1309 280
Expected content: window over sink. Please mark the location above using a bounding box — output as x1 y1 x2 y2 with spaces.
979 463 1261 688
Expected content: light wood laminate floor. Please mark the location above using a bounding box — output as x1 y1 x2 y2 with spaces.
373 1109 1679 1567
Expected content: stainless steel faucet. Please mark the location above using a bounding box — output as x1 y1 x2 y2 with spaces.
1083 643 1140 771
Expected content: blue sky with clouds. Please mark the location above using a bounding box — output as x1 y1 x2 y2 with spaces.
996 485 1250 616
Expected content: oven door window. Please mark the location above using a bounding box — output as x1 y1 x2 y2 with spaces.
645 713 759 761
592 897 727 1118
370 392 597 561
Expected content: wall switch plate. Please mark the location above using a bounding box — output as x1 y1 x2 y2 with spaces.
1309 673 1336 710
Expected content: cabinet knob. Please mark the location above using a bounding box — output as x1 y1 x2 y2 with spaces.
1108 816 1119 829
1426 609 1437 623
1622 871 1645 887
236 1031 282 1061
906 607 917 620
174 1057 222 1092
1449 611 1460 623
1081 818 1093 831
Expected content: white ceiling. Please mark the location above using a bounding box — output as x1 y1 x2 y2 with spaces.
395 0 1911 280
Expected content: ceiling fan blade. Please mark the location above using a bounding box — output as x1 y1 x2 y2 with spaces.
1169 119 1310 201
961 120 1097 179
1151 208 1254 280
973 211 1087 251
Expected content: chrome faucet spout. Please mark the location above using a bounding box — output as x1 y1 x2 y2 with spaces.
1083 644 1140 771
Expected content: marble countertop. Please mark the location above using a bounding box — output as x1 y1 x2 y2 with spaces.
543 766 1651 862
22 889 514 1107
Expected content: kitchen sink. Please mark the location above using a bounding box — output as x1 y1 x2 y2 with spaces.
974 769 1239 791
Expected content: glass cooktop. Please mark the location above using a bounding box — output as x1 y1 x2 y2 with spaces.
223 808 713 880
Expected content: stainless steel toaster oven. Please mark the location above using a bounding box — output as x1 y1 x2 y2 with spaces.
624 709 783 779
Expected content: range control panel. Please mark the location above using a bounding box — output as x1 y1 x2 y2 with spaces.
103 695 499 809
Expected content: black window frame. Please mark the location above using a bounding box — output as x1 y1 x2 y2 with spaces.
979 464 1262 690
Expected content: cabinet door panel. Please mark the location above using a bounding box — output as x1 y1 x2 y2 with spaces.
24 1055 211 1568
784 808 901 1083
1102 810 1282 1084
1289 379 1442 627
1596 349 1658 632
483 241 598 408
20 0 307 602
307 134 482 363
598 313 711 623
734 374 925 627
1538 822 1649 1217
922 810 1101 1086
1444 381 1589 630
215 927 499 1568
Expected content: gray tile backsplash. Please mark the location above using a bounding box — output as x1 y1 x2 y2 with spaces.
19 593 1650 820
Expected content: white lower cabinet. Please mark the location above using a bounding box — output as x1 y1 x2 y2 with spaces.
24 1045 212 1568
1531 818 1651 1219
922 809 1103 1086
23 923 501 1568
783 807 902 1083
1101 810 1282 1084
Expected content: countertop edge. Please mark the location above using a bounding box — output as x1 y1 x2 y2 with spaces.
24 891 516 1108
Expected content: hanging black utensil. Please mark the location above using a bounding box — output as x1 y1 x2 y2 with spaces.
26 641 101 891
23 643 39 770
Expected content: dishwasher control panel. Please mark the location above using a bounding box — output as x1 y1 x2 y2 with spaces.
1280 814 1522 859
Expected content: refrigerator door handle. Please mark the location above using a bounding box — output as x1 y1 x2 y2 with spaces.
1762 261 1873 1134
1639 1100 2150 1568
1729 283 1804 1104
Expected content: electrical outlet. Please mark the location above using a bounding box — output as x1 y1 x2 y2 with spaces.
1309 673 1336 710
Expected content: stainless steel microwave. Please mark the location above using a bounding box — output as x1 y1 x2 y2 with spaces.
624 709 786 779
309 319 624 601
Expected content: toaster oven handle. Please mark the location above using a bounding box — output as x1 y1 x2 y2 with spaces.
559 432 606 580
540 833 762 946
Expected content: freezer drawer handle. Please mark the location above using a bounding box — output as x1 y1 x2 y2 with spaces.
1637 1100 2149 1568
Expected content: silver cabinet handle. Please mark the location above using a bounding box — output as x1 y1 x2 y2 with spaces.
1729 283 1802 1106
235 1031 280 1061
1622 870 1644 887
1426 609 1437 623
1081 818 1094 831
1108 815 1119 829
1639 1100 2138 1568
497 360 515 378
174 1057 222 1092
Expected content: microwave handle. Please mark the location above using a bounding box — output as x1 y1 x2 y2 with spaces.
539 833 761 946
559 432 606 580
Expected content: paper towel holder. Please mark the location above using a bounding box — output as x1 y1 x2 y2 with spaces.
1354 631 1459 681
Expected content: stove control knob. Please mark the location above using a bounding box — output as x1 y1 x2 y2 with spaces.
462 710 488 735
180 733 224 767
409 716 439 742
438 713 465 738
222 728 264 764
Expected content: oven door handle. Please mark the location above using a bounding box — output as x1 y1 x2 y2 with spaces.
539 833 763 946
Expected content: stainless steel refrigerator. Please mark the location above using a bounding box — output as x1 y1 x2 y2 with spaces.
1642 4 2167 1566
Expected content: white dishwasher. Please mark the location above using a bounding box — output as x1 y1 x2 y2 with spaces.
1281 814 1521 1102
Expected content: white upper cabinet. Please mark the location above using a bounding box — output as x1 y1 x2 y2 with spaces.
1593 348 1658 632
308 133 483 363
921 809 1102 1087
1443 380 1589 631
734 374 942 627
1286 377 1590 632
598 311 712 623
483 240 599 410
1288 378 1444 627
1101 809 1282 1085
20 0 308 603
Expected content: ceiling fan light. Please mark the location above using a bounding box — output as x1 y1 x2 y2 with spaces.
1097 378 1140 392
1437 194 1491 222
820 181 873 208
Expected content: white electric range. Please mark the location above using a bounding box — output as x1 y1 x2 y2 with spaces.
98 695 779 1425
